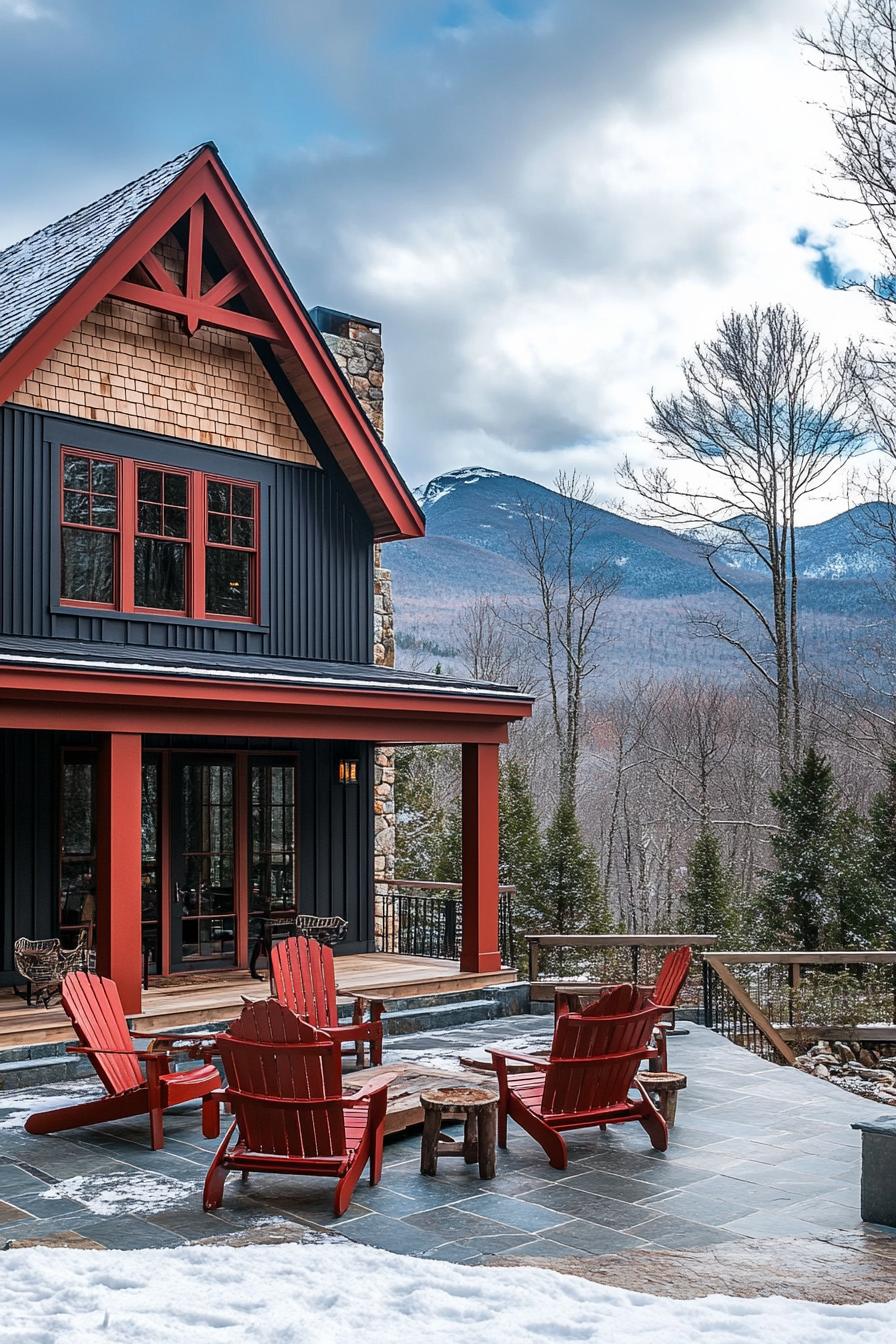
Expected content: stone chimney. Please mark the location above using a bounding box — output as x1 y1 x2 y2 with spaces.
312 306 396 940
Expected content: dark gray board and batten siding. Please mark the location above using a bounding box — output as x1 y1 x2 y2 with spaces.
0 404 378 975
0 403 374 662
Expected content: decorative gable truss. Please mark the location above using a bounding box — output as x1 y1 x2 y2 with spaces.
0 145 424 543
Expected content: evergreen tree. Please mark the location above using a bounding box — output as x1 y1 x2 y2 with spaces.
825 806 884 950
866 759 896 948
680 827 737 943
537 794 611 974
762 747 838 950
498 757 544 965
393 745 459 881
432 800 462 885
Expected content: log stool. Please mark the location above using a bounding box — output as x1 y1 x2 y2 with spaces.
420 1086 498 1180
636 1070 686 1125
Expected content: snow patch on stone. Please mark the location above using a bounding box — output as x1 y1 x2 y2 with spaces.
43 1170 193 1216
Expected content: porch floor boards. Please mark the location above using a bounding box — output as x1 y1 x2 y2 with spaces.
0 954 517 1049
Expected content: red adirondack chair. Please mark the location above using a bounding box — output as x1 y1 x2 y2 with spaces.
489 984 668 1169
556 946 693 1071
24 971 221 1151
270 934 384 1066
203 999 394 1216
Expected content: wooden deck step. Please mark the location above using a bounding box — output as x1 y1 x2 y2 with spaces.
0 954 517 1051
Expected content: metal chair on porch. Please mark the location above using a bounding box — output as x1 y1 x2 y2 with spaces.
13 929 93 1008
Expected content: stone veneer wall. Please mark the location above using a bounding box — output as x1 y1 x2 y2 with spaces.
323 318 395 942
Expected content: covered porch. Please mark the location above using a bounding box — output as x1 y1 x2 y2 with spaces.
0 646 531 1015
0 953 518 1051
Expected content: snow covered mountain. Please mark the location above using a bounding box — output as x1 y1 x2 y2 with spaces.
386 468 890 681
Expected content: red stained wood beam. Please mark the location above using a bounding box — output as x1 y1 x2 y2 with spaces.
137 248 181 296
202 266 248 308
0 663 530 724
185 199 205 331
96 732 143 1014
460 742 503 974
108 280 285 343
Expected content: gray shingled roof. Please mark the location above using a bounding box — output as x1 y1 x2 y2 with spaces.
0 144 208 360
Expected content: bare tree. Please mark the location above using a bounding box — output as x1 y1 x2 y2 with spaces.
801 2 896 306
801 4 896 480
620 304 864 779
508 472 621 800
456 596 537 692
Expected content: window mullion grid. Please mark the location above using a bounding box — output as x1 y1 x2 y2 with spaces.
190 472 207 619
120 459 136 612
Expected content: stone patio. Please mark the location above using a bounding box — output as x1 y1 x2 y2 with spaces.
0 1018 892 1267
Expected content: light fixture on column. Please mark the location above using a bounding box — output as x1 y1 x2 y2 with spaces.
337 758 359 785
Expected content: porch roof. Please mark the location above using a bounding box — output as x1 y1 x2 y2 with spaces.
0 637 532 744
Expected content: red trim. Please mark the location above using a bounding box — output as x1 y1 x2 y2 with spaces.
203 473 259 623
96 733 143 1014
109 280 285 344
460 742 502 974
0 147 424 542
139 249 180 296
59 451 260 623
158 750 172 977
234 754 250 970
0 663 529 744
59 448 120 609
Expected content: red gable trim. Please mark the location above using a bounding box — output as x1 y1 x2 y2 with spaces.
0 147 424 543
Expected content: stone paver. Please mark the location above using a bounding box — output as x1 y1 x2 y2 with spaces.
0 1019 892 1264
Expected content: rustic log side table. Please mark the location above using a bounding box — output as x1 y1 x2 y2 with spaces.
636 1070 686 1125
419 1085 498 1180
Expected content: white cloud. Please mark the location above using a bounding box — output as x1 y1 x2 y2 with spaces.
256 0 887 518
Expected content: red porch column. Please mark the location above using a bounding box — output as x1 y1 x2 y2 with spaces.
460 742 502 974
96 732 143 1014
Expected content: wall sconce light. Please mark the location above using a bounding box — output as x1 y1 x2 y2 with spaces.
337 758 359 785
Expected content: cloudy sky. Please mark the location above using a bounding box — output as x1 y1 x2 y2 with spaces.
0 0 886 513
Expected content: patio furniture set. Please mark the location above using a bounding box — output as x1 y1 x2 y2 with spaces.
22 939 693 1217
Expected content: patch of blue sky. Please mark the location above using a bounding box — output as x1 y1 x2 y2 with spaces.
793 228 866 289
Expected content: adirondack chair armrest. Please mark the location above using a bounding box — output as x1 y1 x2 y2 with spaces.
129 1031 218 1063
66 1044 174 1063
343 1071 398 1104
488 1049 550 1070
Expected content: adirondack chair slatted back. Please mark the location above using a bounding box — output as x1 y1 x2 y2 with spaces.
652 947 692 1009
271 935 339 1029
542 984 662 1118
218 999 347 1159
61 971 143 1095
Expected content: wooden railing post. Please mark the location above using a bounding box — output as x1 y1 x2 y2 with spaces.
528 938 541 985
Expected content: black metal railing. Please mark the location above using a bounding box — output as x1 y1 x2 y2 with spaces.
702 960 788 1063
702 952 896 1064
524 934 718 1009
380 880 515 968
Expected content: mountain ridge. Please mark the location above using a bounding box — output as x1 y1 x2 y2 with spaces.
387 468 890 681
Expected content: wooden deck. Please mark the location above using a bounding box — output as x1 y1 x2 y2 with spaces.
0 953 517 1050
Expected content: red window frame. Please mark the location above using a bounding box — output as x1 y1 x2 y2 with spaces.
203 474 259 623
59 448 259 624
60 449 121 610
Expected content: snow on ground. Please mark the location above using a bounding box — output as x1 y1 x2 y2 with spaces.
39 1171 194 1217
0 1081 97 1131
0 1242 893 1344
